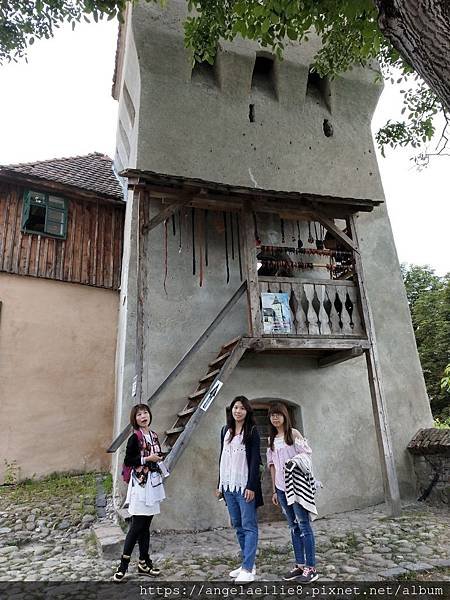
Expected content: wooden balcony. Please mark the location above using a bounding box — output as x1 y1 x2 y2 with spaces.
258 275 366 345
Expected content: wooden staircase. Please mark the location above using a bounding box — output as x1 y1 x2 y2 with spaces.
162 336 246 471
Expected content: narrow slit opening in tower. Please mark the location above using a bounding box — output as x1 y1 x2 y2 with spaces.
249 104 255 123
251 55 276 98
307 69 331 110
191 60 216 86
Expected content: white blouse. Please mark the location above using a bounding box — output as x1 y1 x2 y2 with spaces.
125 432 166 516
219 430 249 494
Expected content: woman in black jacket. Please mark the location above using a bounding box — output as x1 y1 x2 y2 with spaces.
113 403 165 583
217 396 263 583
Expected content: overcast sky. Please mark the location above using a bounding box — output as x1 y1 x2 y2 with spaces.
0 20 448 275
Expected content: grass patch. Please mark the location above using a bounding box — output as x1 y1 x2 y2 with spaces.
392 566 450 581
0 472 97 507
102 473 113 495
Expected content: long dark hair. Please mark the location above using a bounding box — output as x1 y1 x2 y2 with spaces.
226 396 256 444
268 402 294 450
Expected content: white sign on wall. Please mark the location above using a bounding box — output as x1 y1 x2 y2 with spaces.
200 380 223 412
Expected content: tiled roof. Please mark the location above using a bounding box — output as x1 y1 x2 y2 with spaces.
0 153 124 201
408 428 450 455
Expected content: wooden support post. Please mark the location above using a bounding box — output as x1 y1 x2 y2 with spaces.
312 208 359 253
135 190 147 403
242 200 262 337
349 215 401 517
318 346 364 368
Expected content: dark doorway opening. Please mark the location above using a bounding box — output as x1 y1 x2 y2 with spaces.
253 402 298 523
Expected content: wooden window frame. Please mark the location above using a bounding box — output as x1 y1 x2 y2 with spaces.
21 190 68 239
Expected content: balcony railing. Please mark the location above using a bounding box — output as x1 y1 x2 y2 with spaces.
259 276 365 338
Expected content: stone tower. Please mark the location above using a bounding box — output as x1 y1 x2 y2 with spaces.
111 1 432 529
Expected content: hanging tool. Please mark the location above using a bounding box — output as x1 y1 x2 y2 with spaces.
308 221 314 244
291 221 296 243
253 212 261 246
314 222 324 250
280 218 285 244
236 213 243 281
224 211 230 284
172 213 176 237
191 208 196 276
204 209 208 267
230 212 235 260
297 220 303 249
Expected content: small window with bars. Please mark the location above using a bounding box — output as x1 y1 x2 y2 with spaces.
21 190 68 239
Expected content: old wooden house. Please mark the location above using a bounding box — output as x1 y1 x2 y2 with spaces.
0 153 125 482
109 2 433 529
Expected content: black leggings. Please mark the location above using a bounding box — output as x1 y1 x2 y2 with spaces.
123 515 153 559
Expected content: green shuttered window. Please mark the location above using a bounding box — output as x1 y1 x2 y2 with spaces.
21 190 68 239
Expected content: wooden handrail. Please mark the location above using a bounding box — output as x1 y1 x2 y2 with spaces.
107 281 248 453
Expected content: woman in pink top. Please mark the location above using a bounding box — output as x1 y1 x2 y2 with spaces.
267 403 318 584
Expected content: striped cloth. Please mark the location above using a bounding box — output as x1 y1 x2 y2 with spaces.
284 455 319 521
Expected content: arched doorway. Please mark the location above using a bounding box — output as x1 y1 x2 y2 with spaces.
251 398 302 523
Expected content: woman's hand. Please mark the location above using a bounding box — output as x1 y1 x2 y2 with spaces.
215 489 223 499
145 453 162 463
271 492 279 506
244 489 255 503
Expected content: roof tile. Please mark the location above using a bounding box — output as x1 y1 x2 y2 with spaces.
0 152 124 201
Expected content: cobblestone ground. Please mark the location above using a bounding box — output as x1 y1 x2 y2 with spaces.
0 475 449 582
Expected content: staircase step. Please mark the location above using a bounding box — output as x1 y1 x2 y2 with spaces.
177 406 197 418
209 352 230 367
199 369 220 383
221 336 241 352
188 387 208 400
165 426 184 436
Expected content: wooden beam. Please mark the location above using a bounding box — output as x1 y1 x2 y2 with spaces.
318 346 364 368
135 190 146 403
349 215 401 517
242 200 262 337
243 336 370 351
312 209 359 253
141 198 191 234
258 276 356 287
164 342 247 471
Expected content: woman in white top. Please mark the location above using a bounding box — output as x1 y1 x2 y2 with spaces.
217 396 263 583
267 402 318 584
113 404 166 583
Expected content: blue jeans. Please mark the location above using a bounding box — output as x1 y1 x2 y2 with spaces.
223 490 258 571
276 488 315 567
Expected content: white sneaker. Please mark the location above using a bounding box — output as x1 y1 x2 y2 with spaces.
234 569 255 583
229 565 256 578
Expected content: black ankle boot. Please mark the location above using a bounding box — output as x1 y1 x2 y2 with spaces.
113 554 130 582
137 556 161 577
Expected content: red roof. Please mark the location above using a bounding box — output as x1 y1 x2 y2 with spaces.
0 153 124 201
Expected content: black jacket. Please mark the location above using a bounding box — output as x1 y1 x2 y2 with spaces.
124 431 161 468
219 425 264 508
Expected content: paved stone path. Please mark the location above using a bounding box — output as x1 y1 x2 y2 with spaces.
0 479 448 582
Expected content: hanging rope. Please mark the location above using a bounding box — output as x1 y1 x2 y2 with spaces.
191 207 196 276
224 211 230 284
163 218 168 295
204 209 209 267
236 213 243 281
198 209 204 287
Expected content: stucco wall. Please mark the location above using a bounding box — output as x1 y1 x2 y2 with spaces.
0 273 118 482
